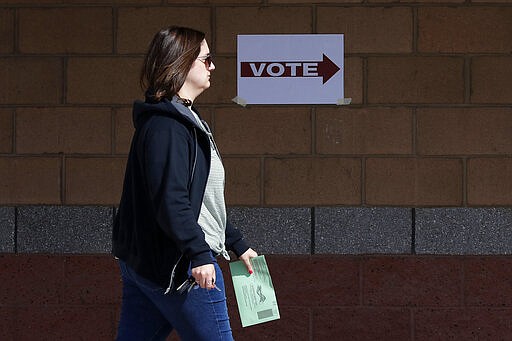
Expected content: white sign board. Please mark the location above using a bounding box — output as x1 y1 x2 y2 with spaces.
236 34 344 105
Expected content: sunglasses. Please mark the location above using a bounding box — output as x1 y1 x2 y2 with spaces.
197 54 213 68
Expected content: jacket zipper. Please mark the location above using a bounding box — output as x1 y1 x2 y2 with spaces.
189 127 198 189
201 119 222 161
165 253 184 295
165 127 198 295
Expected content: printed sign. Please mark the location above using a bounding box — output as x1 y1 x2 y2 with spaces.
236 34 344 105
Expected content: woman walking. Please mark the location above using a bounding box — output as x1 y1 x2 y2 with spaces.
113 26 257 341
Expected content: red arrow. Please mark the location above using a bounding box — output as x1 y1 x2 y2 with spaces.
240 54 341 84
317 54 341 84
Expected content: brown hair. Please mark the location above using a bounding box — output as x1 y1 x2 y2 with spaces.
140 26 205 101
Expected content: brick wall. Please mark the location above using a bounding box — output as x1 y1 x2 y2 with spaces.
3 254 512 340
0 0 511 340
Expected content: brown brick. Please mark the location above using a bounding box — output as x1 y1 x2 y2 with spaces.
0 109 13 153
0 157 61 205
162 0 207 3
117 7 211 54
1 0 157 2
114 0 162 3
232 307 309 340
194 106 212 123
19 8 112 54
363 256 462 306
211 0 263 3
0 9 13 53
468 158 512 206
345 57 363 104
215 106 311 155
313 308 410 340
0 255 64 306
264 157 361 205
272 0 359 2
418 7 512 53
61 255 121 305
415 308 512 340
67 57 143 104
114 107 133 155
97 0 161 3
269 255 359 307
0 58 62 105
223 157 261 206
316 107 413 155
16 306 114 340
0 0 75 2
65 157 126 205
317 7 412 53
368 57 464 104
0 307 17 340
16 107 112 154
464 257 512 306
365 158 463 206
472 57 512 104
216 7 312 54
370 0 463 2
417 108 512 155
200 56 236 104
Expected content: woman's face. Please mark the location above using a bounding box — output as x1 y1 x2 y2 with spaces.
183 40 215 96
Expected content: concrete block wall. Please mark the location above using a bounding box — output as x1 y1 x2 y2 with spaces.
1 2 511 207
0 0 511 339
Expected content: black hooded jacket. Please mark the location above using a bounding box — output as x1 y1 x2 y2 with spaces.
113 95 249 291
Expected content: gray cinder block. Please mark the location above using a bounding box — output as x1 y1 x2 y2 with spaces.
315 207 412 254
416 208 512 255
17 206 113 253
228 207 311 254
0 207 15 252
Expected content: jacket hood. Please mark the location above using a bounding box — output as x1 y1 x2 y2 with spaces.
132 92 200 130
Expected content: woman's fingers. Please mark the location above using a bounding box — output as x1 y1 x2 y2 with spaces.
239 248 258 275
191 264 216 289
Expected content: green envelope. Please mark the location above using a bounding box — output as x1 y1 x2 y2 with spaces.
229 255 280 327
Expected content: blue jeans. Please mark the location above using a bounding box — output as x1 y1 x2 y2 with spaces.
116 259 234 341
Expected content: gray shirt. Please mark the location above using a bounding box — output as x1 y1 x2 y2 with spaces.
189 108 230 260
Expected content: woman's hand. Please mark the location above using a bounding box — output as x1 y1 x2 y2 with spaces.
239 248 258 274
191 263 216 290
